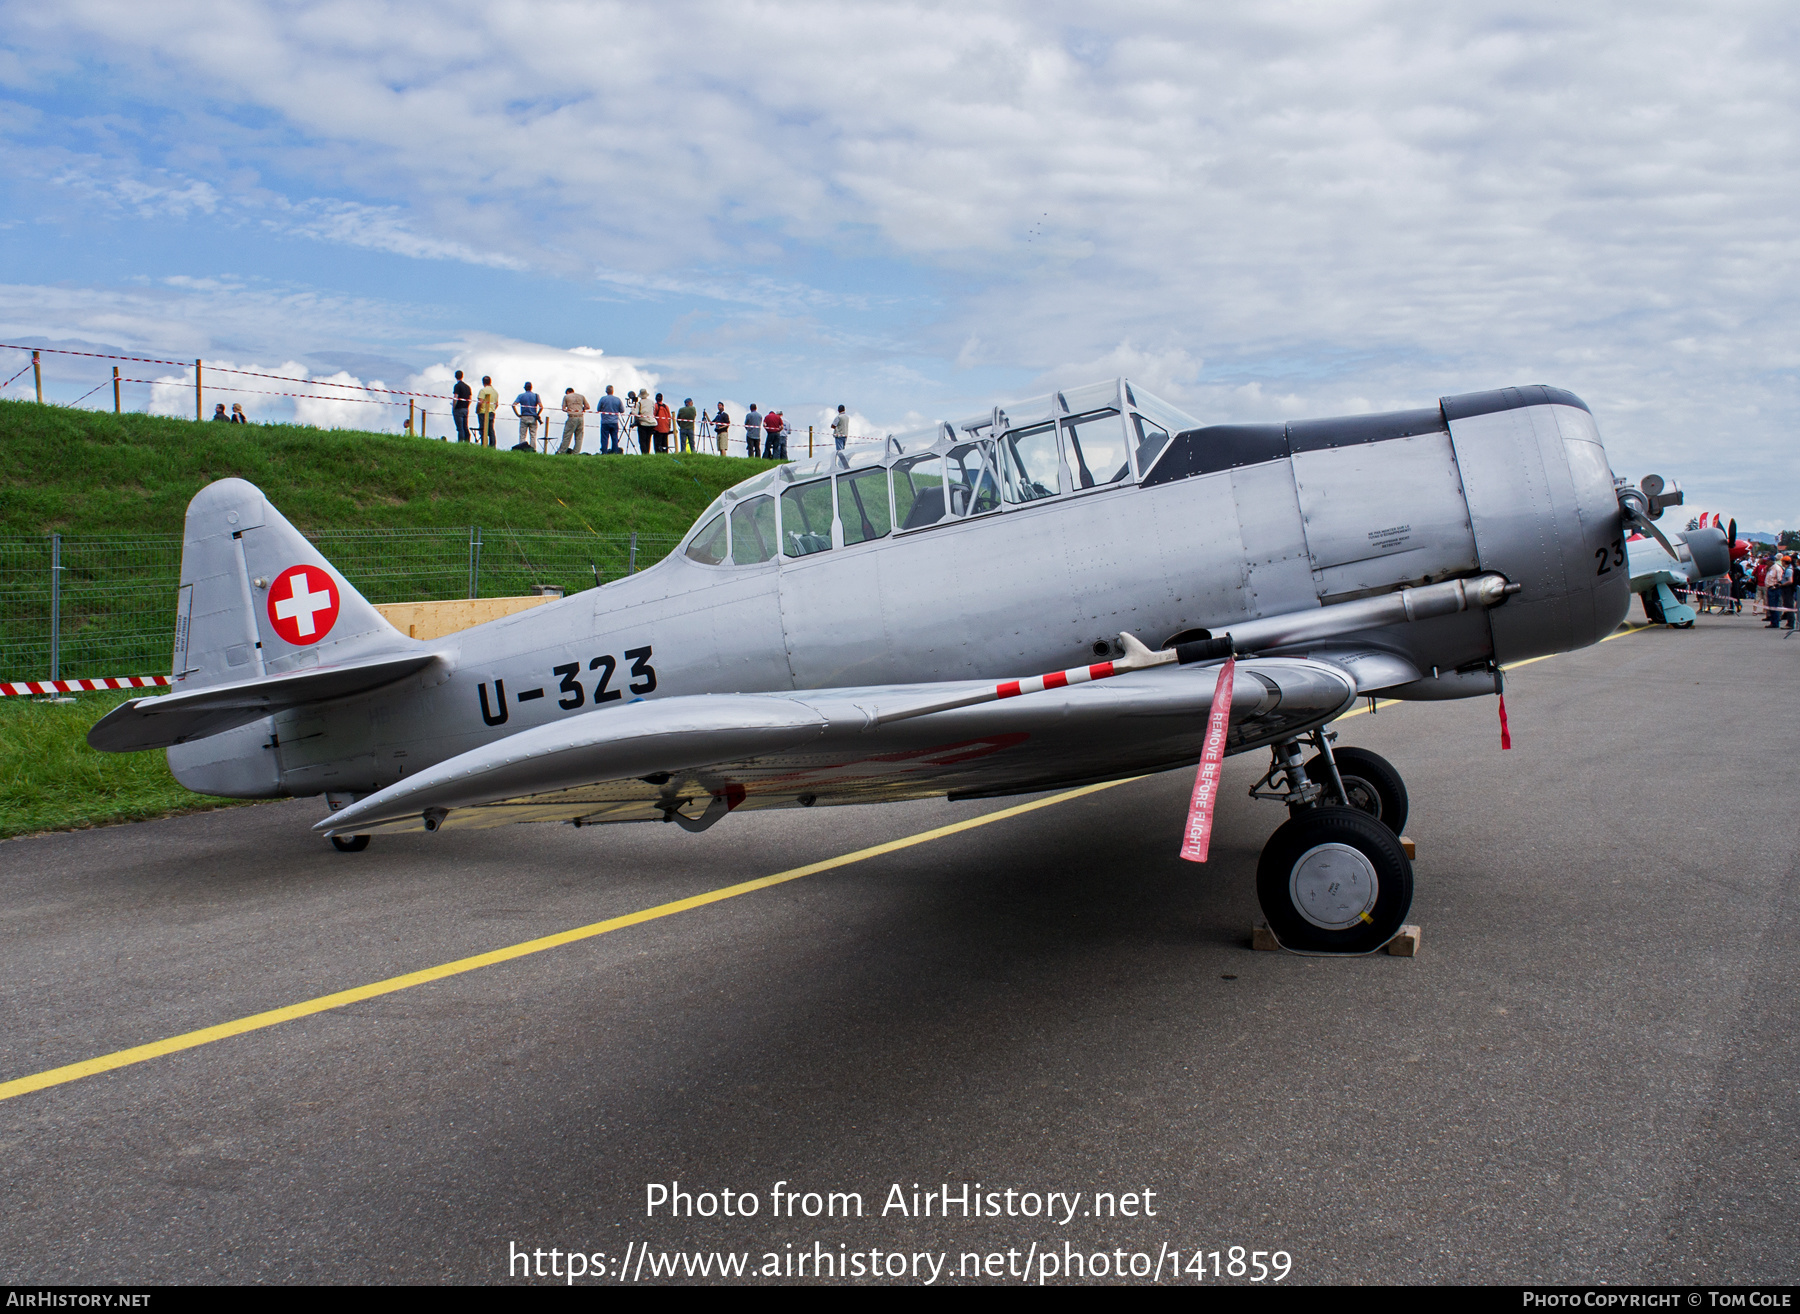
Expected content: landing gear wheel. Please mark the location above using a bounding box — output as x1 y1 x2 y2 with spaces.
330 834 370 853
1306 746 1408 835
1641 590 1665 624
1256 807 1413 954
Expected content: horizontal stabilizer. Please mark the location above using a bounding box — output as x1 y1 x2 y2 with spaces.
88 652 441 752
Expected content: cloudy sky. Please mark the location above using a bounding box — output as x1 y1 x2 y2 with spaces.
1 1 1795 525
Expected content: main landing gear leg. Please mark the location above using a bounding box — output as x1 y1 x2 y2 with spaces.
1249 730 1413 954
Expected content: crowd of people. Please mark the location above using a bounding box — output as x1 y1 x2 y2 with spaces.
442 370 856 460
1751 549 1796 630
1682 542 1796 629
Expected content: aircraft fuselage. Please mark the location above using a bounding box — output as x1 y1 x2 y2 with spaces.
167 382 1627 801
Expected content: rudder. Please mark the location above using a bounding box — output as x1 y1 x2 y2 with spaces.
173 477 415 691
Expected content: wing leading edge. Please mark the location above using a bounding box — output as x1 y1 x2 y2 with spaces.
316 658 1358 837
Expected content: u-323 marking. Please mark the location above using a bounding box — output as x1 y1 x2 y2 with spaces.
477 645 657 726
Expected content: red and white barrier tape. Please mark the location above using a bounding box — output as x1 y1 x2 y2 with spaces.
0 343 188 368
1 343 452 401
1 675 168 697
117 378 422 408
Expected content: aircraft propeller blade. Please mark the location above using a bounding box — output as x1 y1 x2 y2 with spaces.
1624 505 1679 559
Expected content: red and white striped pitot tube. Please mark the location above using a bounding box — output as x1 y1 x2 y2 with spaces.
874 633 1180 725
1178 657 1237 863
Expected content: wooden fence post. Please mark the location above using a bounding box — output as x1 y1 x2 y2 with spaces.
195 359 203 421
32 350 41 404
112 366 121 413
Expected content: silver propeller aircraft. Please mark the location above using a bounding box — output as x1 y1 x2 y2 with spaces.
92 379 1638 953
1617 481 1734 627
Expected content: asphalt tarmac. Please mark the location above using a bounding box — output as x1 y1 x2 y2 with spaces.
2 614 1795 1285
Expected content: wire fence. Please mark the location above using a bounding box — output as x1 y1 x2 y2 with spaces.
0 527 683 681
3 342 887 457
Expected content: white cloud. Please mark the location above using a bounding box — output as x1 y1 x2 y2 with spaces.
2 1 1798 522
413 336 657 417
271 199 527 270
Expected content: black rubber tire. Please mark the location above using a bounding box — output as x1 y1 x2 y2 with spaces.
330 834 370 853
1305 746 1408 835
1256 807 1413 954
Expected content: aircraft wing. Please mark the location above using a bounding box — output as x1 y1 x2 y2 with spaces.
316 658 1360 837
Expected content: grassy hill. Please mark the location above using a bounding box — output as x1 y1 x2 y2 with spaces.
0 401 781 840
1 400 777 538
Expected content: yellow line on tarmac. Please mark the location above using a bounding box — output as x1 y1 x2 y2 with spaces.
0 778 1134 1105
1505 619 1652 673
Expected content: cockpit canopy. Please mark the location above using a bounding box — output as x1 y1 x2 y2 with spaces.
680 379 1199 566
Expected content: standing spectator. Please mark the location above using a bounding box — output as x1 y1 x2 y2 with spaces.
635 388 656 454
558 386 589 454
597 384 625 454
1756 553 1775 625
744 404 763 458
230 403 248 424
712 402 730 455
764 408 786 460
212 402 230 421
654 392 672 453
476 376 499 446
677 397 698 453
1776 554 1796 631
451 370 473 442
513 381 542 450
832 404 850 451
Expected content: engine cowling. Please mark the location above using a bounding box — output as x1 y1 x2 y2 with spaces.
1683 526 1731 579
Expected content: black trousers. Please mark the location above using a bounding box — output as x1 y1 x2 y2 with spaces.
638 425 653 454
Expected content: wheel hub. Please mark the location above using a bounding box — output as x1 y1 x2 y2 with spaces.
1288 842 1380 930
1340 774 1380 818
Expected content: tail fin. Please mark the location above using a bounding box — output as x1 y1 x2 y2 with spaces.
172 477 414 689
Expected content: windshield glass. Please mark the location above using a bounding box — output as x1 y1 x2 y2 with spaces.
729 496 777 564
1130 387 1200 440
781 480 833 556
997 423 1062 504
893 454 948 531
685 513 728 565
946 441 1001 516
1063 409 1130 489
838 466 891 544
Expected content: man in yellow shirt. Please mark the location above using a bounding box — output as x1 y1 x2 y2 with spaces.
475 376 500 447
558 387 589 454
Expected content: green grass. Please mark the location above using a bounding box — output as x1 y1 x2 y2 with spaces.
0 689 253 839
1 400 778 538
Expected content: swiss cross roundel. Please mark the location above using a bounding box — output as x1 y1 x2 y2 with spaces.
267 565 340 646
